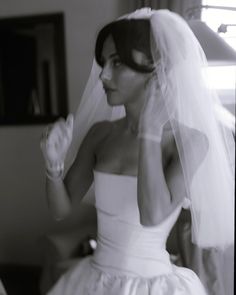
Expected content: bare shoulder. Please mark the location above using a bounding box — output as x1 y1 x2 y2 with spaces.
83 120 114 149
66 120 114 182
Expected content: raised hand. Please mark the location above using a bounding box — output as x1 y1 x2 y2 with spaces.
139 73 176 142
40 114 74 174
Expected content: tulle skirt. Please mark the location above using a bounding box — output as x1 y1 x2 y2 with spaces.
47 256 208 295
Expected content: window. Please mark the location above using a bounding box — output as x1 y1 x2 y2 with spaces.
201 0 236 110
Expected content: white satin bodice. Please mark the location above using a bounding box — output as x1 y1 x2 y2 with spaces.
91 170 182 277
48 170 208 295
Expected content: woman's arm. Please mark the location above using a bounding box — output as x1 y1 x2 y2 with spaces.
138 127 209 226
45 125 96 220
45 175 72 221
43 121 111 221
138 138 182 226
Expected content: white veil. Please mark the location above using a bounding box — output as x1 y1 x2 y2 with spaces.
149 10 234 249
66 8 235 250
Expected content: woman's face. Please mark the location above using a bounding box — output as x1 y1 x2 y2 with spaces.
99 35 151 108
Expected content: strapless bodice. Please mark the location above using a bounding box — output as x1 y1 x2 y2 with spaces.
91 170 182 277
47 170 208 295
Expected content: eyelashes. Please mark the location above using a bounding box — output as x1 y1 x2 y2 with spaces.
100 56 122 68
112 57 122 67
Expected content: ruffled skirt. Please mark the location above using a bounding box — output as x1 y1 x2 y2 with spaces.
47 256 208 295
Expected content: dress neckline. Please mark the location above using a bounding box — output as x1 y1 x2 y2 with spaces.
93 169 137 179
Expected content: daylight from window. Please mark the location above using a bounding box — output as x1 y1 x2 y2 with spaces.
201 0 236 96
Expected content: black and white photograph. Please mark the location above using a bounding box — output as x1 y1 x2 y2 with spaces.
0 1 235 294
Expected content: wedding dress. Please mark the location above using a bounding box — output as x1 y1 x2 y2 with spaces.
47 170 207 295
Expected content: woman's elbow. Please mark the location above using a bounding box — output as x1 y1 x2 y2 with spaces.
140 214 157 227
138 193 171 226
51 204 71 221
139 206 165 227
138 198 177 227
53 212 70 221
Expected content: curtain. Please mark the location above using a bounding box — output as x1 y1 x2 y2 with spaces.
134 0 202 18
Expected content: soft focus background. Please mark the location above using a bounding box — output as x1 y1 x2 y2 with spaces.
0 0 136 267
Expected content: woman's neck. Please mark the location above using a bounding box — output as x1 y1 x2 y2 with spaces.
124 105 141 135
124 105 174 136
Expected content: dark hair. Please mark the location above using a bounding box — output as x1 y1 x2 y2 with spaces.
95 19 154 73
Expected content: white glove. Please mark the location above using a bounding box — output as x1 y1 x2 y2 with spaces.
40 114 73 177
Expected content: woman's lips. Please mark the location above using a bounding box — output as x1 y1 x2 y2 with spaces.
103 85 116 93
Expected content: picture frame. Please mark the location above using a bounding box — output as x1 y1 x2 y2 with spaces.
0 13 68 125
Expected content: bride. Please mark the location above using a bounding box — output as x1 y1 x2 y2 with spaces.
40 8 234 295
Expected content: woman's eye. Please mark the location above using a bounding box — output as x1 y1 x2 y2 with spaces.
112 58 121 67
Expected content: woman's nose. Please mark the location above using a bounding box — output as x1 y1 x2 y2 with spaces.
99 62 112 82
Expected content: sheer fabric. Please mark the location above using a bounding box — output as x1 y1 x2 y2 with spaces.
66 8 235 250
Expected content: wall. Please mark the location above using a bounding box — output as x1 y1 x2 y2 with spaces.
0 0 134 265
1 0 234 267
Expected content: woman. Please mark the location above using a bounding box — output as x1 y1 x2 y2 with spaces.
40 8 234 295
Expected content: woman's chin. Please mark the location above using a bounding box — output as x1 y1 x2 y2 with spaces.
106 94 123 106
107 101 122 107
